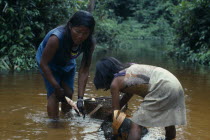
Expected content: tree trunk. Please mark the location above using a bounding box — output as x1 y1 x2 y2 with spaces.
87 0 95 13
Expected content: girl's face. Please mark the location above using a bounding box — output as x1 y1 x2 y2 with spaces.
70 26 90 45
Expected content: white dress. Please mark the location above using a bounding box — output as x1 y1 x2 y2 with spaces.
124 64 186 127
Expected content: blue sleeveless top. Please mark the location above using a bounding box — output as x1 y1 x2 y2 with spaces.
36 26 82 72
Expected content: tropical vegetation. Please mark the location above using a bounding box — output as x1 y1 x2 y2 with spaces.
0 0 209 71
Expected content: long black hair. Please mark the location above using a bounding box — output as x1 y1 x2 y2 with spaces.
63 10 95 62
94 57 129 90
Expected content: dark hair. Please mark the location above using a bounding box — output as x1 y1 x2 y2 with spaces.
63 10 95 62
69 10 95 34
94 57 127 90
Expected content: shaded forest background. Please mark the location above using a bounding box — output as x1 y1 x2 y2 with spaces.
0 0 209 71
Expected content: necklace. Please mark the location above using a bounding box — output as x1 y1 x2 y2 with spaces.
72 45 79 51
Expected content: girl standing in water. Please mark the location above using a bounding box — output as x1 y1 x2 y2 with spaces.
94 57 186 140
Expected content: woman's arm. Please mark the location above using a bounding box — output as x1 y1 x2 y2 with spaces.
40 36 65 101
77 41 95 98
40 35 60 89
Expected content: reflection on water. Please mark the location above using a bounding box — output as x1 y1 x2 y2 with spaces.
0 40 210 140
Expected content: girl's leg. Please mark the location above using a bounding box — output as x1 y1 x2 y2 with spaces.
47 93 59 119
128 122 142 140
165 125 176 140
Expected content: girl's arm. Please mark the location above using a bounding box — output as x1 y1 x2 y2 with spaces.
110 79 122 111
119 93 133 109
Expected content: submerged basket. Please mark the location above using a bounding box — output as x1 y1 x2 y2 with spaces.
84 96 112 119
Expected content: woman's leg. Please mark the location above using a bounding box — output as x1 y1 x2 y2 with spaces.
61 81 73 113
128 122 142 140
165 125 176 140
47 93 59 119
60 68 75 114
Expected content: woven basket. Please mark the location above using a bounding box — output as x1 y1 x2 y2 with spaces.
84 96 112 119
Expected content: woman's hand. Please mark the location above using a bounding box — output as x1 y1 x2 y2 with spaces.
77 98 84 115
54 87 65 102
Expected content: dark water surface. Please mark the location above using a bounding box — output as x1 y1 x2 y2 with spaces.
0 40 210 140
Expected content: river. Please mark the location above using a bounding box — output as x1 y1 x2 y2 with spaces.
0 40 210 140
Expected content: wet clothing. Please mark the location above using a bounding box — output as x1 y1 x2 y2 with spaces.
41 67 76 97
123 64 186 127
36 26 81 72
36 26 82 97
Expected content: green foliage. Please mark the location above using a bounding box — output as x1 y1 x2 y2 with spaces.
108 0 138 20
98 0 176 39
94 1 146 49
168 0 210 65
94 0 119 20
95 18 144 49
133 0 176 39
94 0 122 49
94 0 176 50
0 0 88 71
95 18 120 48
1 0 209 71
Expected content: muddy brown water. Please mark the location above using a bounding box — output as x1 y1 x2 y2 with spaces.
0 40 210 140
